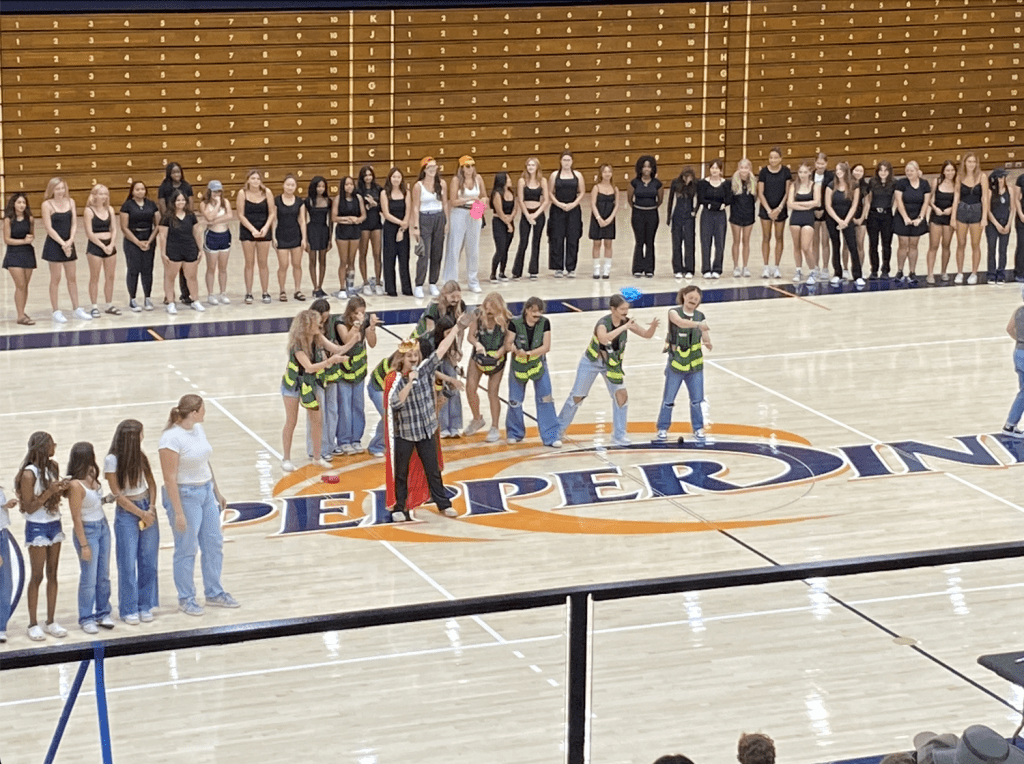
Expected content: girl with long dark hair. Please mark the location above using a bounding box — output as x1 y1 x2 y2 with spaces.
3 192 37 324
490 171 518 282
305 176 333 299
67 441 114 634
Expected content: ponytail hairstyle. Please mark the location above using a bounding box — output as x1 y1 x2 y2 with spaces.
108 419 153 495
609 293 628 310
164 394 204 431
66 442 100 483
16 431 60 514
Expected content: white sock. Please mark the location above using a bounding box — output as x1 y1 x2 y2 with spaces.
603 259 612 275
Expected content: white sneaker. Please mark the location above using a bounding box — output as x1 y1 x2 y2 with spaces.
208 294 220 305
441 507 458 518
654 430 669 442
166 302 177 314
830 276 840 285
742 267 750 277
52 310 67 323
361 283 372 295
464 418 486 436
99 616 115 629
144 298 154 311
684 273 694 279
73 307 93 321
281 459 296 472
792 268 803 283
0 631 6 643
220 293 231 304
191 300 206 312
772 266 782 278
139 610 154 623
375 284 385 296
45 621 68 638
855 277 866 287
967 273 978 285
484 427 500 443
123 613 140 625
548 440 563 448
439 430 452 439
806 274 816 285
761 265 771 278
82 621 100 635
674 272 683 280
129 299 142 312
710 272 720 279
349 443 365 454
612 436 633 447
414 286 424 299
954 273 964 284
391 510 408 523
470 283 482 293
429 284 440 296
843 269 851 279
702 272 712 279
28 624 46 641
732 267 741 278
316 458 333 469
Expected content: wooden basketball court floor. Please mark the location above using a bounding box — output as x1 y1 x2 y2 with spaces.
2 219 1024 764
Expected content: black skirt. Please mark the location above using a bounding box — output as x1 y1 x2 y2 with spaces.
3 245 36 269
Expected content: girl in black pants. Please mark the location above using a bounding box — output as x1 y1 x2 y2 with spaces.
629 155 663 277
547 151 586 277
118 181 161 312
668 167 698 278
824 162 864 286
490 172 518 281
380 167 412 296
697 159 732 278
512 157 549 280
865 161 896 279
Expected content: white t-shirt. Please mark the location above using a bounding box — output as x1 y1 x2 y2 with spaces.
24 464 61 524
158 423 214 485
103 453 149 496
76 481 106 523
0 487 9 532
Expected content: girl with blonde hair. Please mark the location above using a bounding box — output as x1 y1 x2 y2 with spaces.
729 158 756 277
464 292 513 442
42 177 89 322
84 183 120 316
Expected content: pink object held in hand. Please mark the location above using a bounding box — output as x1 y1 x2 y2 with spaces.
470 199 487 220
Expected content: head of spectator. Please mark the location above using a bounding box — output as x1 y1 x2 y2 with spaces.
738 732 775 764
914 732 958 764
654 757 695 764
933 726 1024 764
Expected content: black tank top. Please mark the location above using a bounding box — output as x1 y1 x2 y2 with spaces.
523 184 543 203
387 195 407 221
244 196 269 227
554 174 577 204
960 182 982 205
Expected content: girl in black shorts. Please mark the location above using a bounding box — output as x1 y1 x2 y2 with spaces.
357 165 384 296
236 169 275 304
334 176 366 298
729 158 756 277
158 190 204 315
200 179 233 305
926 160 957 284
953 151 989 285
757 147 792 278
3 192 37 325
305 176 333 299
274 174 307 302
84 183 120 317
788 161 820 285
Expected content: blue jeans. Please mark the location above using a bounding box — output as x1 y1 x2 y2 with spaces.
114 501 160 618
507 363 560 445
163 482 225 605
438 359 464 433
367 384 385 455
0 528 12 632
557 355 628 441
307 383 338 458
336 379 366 447
73 518 112 625
1007 349 1024 427
656 362 704 434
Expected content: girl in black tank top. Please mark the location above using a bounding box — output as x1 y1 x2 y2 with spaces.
274 175 307 302
237 170 275 304
381 168 412 297
953 152 987 284
925 160 958 284
85 183 121 316
589 163 620 279
305 176 333 298
490 172 518 282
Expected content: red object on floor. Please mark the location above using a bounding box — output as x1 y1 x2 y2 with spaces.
321 474 340 484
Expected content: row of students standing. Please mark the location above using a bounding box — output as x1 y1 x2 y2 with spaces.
0 404 237 644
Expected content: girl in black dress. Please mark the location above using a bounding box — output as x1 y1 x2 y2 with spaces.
757 147 792 278
588 163 619 280
357 165 384 296
729 158 756 277
865 161 896 279
668 166 698 279
157 162 194 306
490 172 518 283
236 169 275 304
629 155 663 277
84 184 120 317
926 160 957 284
158 190 204 315
893 160 932 284
3 192 36 325
305 176 332 299
380 168 412 297
334 175 366 298
274 174 307 302
41 177 89 323
118 181 160 312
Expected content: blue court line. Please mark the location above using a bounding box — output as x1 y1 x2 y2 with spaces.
0 277 941 352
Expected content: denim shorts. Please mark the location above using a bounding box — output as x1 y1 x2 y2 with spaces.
281 383 299 399
956 202 983 225
205 229 232 253
25 519 65 546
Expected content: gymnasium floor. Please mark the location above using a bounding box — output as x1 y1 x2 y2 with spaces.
2 217 1024 763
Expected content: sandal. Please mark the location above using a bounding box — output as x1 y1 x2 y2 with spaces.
279 291 288 302
105 306 122 316
17 315 36 326
294 291 306 301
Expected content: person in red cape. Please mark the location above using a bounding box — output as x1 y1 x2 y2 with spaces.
384 311 472 522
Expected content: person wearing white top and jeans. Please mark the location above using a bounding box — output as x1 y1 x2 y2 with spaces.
0 484 20 643
159 395 238 616
67 442 115 635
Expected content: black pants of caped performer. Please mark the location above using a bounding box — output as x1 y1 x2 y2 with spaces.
1015 218 1024 281
826 218 862 279
512 211 546 278
671 215 696 276
124 239 155 299
699 208 727 274
631 207 659 275
548 206 582 274
491 217 514 278
393 435 451 513
866 210 893 275
383 220 412 296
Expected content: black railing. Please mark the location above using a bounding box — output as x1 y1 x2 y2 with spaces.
4 539 1024 764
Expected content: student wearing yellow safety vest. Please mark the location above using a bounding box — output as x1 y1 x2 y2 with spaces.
655 285 713 444
556 294 660 446
463 292 513 443
504 296 561 447
305 298 342 461
280 310 351 472
335 295 379 455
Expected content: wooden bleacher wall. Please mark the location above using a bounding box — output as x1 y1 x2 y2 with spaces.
0 0 1020 203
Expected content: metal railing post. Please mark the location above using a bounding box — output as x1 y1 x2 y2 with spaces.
565 592 592 764
93 642 114 764
43 659 91 764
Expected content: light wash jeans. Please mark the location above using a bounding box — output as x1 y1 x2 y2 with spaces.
438 358 464 434
506 363 560 445
557 355 628 442
442 206 482 290
0 528 13 632
73 518 112 625
1007 348 1024 427
656 362 705 434
163 481 225 606
114 500 160 619
307 383 338 458
336 379 367 447
367 384 385 455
